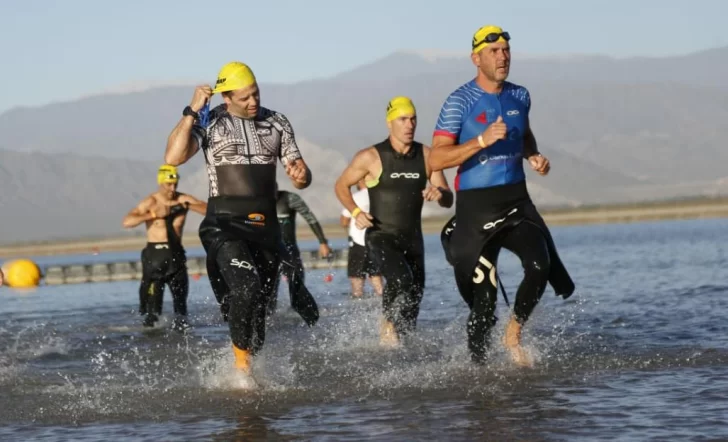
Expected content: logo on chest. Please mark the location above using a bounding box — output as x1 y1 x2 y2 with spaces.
390 172 420 179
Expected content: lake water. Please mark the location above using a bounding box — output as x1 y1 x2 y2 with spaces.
1 218 728 441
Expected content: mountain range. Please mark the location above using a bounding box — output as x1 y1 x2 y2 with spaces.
1 46 727 244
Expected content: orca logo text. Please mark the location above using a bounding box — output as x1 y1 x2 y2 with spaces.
482 208 518 230
390 172 420 179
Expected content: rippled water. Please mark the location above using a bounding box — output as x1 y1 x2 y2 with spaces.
2 218 728 441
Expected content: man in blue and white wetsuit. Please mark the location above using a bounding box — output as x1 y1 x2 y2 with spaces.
429 25 575 366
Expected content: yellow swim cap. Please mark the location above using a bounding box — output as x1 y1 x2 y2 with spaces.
157 164 179 184
386 96 416 122
212 62 257 94
472 25 510 54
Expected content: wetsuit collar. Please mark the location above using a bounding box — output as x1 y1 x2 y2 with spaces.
386 137 416 159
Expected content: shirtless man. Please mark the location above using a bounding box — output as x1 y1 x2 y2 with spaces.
122 164 207 330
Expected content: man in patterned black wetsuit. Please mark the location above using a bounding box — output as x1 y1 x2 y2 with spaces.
268 185 332 326
164 61 313 376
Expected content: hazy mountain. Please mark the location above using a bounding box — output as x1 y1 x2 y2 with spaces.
1 46 728 243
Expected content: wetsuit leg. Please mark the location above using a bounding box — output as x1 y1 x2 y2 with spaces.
139 247 154 314
499 222 551 324
211 239 281 354
281 244 318 326
139 245 168 322
399 245 425 333
367 232 415 336
207 251 230 321
347 242 368 279
248 244 282 354
166 255 189 316
139 276 164 316
462 240 502 363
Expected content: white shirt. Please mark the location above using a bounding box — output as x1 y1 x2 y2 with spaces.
341 189 370 246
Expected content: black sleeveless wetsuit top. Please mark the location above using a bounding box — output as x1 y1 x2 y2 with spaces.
367 138 428 237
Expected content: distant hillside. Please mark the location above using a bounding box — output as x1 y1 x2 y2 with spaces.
2 46 728 242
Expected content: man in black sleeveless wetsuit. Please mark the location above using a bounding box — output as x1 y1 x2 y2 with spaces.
429 25 575 366
269 185 332 325
334 96 453 347
164 62 313 375
122 164 207 331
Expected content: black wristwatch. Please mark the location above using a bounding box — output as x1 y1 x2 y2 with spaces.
182 106 199 119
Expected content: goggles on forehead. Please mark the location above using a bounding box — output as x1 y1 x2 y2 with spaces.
472 31 511 50
158 173 180 184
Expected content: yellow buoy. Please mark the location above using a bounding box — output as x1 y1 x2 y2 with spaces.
1 259 42 288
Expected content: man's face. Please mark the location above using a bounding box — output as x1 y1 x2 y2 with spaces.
160 182 177 199
387 114 417 145
223 83 260 118
472 41 511 83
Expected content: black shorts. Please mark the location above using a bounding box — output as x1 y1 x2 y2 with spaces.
347 241 381 278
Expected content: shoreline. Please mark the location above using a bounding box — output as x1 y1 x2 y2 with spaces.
2 198 728 259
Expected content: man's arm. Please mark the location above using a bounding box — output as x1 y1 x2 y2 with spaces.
179 193 208 216
522 116 540 159
423 146 454 208
340 215 351 228
122 196 157 229
278 113 311 189
429 92 507 172
429 170 454 208
165 117 200 166
334 148 376 215
287 193 328 244
429 135 484 172
429 93 482 171
285 159 312 190
165 85 211 166
523 121 550 175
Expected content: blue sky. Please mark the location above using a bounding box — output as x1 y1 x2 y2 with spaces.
1 0 726 112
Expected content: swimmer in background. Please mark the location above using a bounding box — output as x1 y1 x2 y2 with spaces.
340 180 384 298
122 164 207 330
269 184 332 325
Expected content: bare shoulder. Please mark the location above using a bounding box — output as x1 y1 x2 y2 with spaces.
354 146 379 162
140 193 158 208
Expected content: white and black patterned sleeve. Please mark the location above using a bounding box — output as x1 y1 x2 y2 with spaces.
275 113 303 165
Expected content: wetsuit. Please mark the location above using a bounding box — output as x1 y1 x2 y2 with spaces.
435 80 575 362
138 203 189 327
269 190 328 325
365 138 428 336
192 104 302 355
